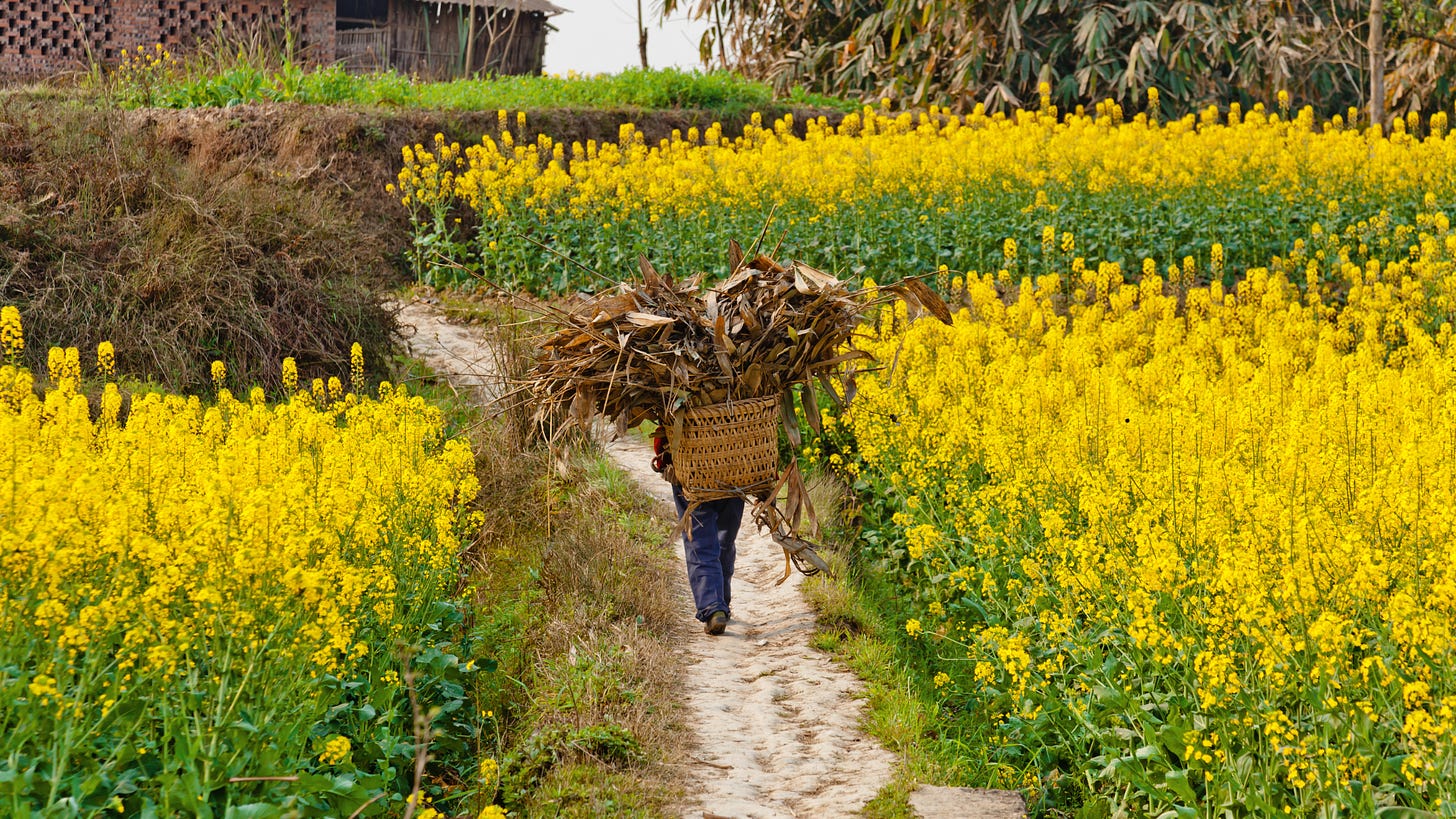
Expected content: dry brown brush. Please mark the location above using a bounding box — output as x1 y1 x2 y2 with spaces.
0 100 393 392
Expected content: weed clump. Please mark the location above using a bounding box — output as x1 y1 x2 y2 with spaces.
0 100 394 392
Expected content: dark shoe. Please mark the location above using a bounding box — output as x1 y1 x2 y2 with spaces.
704 610 728 636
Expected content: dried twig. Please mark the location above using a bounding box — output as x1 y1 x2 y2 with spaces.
400 654 435 819
347 793 387 819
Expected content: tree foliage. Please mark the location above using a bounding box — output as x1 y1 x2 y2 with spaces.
663 0 1456 116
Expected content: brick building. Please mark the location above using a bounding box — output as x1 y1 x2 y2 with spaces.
0 0 561 78
0 1 334 76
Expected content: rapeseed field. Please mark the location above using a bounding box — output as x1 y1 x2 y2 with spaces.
392 94 1456 812
396 93 1454 292
839 210 1456 813
0 308 484 816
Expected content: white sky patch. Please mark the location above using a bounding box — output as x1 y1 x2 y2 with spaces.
544 2 710 75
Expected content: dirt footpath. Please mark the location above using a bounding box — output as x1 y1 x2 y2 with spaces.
396 299 897 818
606 437 895 818
394 299 503 403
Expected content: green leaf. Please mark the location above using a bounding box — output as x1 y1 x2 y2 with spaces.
328 773 362 796
296 773 335 792
1164 770 1197 804
1158 722 1191 758
226 805 283 819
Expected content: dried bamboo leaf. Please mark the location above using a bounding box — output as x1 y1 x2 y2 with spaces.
779 391 802 448
744 363 764 394
713 315 736 379
903 278 954 325
802 380 822 434
807 350 873 370
639 254 665 288
626 312 675 328
713 314 738 354
792 261 841 294
717 268 756 293
747 254 785 274
816 371 845 409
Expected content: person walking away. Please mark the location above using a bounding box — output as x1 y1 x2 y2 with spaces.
652 430 743 635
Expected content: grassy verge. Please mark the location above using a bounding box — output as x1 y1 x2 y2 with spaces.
98 50 852 114
414 313 689 817
798 478 1033 818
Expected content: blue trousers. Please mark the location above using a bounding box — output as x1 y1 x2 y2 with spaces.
672 485 744 623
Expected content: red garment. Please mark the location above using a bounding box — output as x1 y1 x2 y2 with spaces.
651 431 670 473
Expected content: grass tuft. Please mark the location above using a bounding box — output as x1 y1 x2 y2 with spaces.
438 314 687 817
100 51 853 114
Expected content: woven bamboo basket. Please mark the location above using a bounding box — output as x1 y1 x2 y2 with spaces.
672 396 781 502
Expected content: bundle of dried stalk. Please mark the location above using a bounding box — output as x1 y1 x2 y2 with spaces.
528 239 951 581
530 239 949 444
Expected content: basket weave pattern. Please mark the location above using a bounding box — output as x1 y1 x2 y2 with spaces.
673 396 780 502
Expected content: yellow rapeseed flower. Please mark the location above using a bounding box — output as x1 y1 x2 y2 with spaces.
350 343 365 391
319 735 351 766
0 306 23 362
849 202 1456 806
282 356 299 394
96 341 115 380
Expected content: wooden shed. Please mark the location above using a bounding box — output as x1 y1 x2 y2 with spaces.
335 0 564 78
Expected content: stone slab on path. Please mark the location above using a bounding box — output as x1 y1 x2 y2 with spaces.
910 785 1026 819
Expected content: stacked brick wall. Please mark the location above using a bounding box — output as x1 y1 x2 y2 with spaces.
0 2 110 74
0 0 336 76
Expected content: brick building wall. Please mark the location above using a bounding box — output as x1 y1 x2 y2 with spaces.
0 0 336 76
